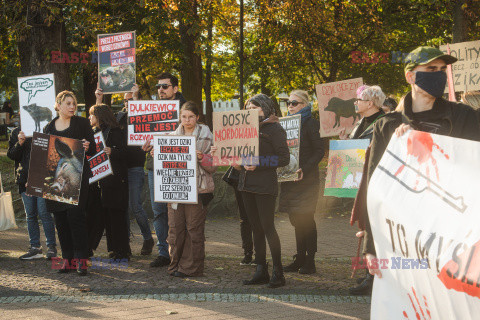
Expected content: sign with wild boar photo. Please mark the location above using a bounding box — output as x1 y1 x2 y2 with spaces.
278 115 301 182
17 73 56 137
153 136 197 204
127 100 180 145
88 132 113 184
213 109 259 166
26 132 85 205
315 78 363 137
97 31 136 94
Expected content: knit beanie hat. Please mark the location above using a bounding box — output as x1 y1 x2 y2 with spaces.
248 94 276 118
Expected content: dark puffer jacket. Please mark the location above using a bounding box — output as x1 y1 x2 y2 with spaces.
279 116 326 215
7 127 31 194
237 116 290 196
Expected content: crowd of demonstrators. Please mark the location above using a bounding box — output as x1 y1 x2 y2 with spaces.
362 47 480 281
88 104 131 260
280 90 325 275
7 127 57 260
43 91 96 275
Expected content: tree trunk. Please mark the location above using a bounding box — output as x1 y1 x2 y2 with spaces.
204 6 214 129
82 63 98 109
452 0 467 43
179 0 203 121
239 0 244 108
17 4 70 93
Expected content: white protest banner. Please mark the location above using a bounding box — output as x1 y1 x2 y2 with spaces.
367 130 480 319
278 115 301 182
17 73 56 137
153 135 197 204
212 109 259 166
88 132 113 184
97 31 136 94
440 40 480 92
127 100 179 145
315 78 363 137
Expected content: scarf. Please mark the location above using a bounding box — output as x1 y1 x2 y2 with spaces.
288 104 312 124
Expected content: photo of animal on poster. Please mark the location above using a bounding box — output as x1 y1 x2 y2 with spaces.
17 73 56 137
97 31 136 94
315 78 363 138
26 132 85 205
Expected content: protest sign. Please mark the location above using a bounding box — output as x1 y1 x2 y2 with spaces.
17 73 56 137
440 40 480 92
367 130 480 319
324 139 369 198
97 31 136 94
153 136 197 204
127 100 180 145
27 132 85 205
315 78 363 137
277 114 301 182
88 132 113 184
212 109 259 166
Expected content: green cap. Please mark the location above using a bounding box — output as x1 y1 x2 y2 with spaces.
404 46 457 72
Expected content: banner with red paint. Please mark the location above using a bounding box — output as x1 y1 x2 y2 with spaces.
367 130 480 319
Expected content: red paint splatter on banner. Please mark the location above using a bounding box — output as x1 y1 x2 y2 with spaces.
403 287 431 320
438 239 480 299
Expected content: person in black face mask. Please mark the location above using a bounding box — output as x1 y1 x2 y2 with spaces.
361 46 480 279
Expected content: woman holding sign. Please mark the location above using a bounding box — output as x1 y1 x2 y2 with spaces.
279 90 325 275
89 104 131 260
167 101 216 277
237 94 290 288
43 91 96 275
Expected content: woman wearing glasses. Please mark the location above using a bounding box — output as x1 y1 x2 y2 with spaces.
279 90 325 274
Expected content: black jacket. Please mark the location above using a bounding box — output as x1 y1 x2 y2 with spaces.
43 115 96 212
96 126 129 209
116 111 147 168
279 116 326 215
7 127 31 193
363 92 480 255
238 116 290 196
349 110 385 140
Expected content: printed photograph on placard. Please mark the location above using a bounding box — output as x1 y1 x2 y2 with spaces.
27 132 85 205
278 114 301 182
97 31 136 94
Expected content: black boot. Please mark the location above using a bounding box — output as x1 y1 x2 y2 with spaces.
284 254 304 272
349 273 373 295
240 252 253 265
267 264 285 288
243 263 270 285
298 254 316 274
77 260 88 276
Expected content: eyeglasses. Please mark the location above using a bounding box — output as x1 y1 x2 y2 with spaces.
287 100 303 107
354 98 369 103
156 83 173 89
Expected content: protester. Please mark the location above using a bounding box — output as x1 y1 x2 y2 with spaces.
363 46 480 279
382 97 397 113
95 86 154 256
279 90 325 275
89 104 131 259
43 91 96 275
141 72 186 268
461 91 480 124
2 101 14 119
237 94 290 288
7 127 57 260
164 101 216 277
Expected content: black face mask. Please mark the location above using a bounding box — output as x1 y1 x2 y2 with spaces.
414 71 447 98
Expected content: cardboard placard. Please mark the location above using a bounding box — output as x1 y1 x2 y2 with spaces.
315 78 363 137
88 132 113 184
127 100 180 145
278 115 301 182
17 73 56 137
97 31 136 94
153 136 197 204
212 109 259 166
440 40 480 92
27 132 85 205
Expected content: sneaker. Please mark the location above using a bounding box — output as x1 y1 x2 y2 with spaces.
46 247 57 260
240 253 253 265
150 255 170 267
141 238 155 255
19 247 43 260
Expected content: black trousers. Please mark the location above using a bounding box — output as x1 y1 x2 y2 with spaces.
54 206 89 260
104 207 131 256
86 184 105 252
288 212 317 257
234 188 253 255
241 191 281 266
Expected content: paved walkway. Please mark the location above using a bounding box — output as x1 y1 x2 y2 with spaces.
0 212 370 319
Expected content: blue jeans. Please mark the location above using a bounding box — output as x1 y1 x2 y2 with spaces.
21 192 56 248
148 170 169 258
128 167 153 241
